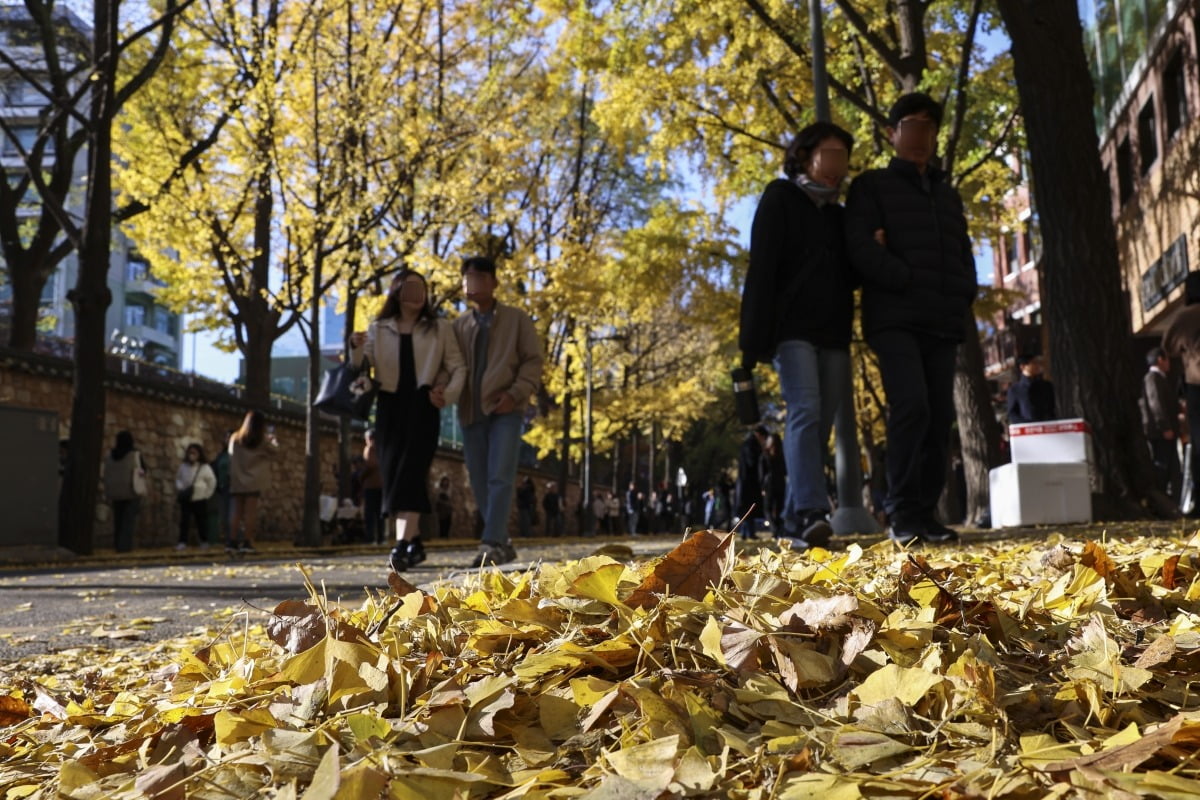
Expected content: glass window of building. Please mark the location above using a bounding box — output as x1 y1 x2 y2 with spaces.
1137 97 1158 175
126 257 149 283
1163 48 1187 139
1117 135 1134 205
1 125 50 157
125 304 145 328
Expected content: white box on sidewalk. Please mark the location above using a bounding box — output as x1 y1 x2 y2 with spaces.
989 462 1093 527
1009 418 1093 465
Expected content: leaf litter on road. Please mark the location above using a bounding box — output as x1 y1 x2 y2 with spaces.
6 529 1200 797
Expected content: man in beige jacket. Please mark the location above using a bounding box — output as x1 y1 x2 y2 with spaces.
454 256 544 566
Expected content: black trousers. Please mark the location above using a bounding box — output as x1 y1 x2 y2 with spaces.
868 329 958 520
179 498 210 543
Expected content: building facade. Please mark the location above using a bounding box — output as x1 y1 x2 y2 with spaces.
0 5 184 366
1085 0 1200 339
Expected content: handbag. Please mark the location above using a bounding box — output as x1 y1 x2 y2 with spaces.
177 464 199 504
315 359 379 421
131 453 148 497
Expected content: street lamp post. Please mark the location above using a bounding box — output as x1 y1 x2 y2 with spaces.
583 328 593 534
810 0 831 122
811 0 879 535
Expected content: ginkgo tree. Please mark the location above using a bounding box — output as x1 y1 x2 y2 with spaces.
576 0 1024 523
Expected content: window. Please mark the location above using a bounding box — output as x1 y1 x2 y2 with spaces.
1 126 38 157
1021 226 1034 268
126 257 150 283
1 78 40 106
1137 98 1158 175
1116 135 1134 205
125 304 145 328
1006 232 1020 276
1163 49 1187 139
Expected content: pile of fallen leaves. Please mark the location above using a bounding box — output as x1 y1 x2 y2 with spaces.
6 529 1200 799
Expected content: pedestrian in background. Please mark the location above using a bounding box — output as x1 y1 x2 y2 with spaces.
435 475 454 538
1162 271 1200 516
1142 346 1183 505
516 476 537 537
591 490 607 536
210 431 234 547
350 269 465 572
453 256 544 567
175 443 217 550
625 482 641 535
607 491 620 534
228 410 277 553
543 481 564 537
1007 355 1057 423
846 92 976 545
735 425 768 539
103 430 146 553
361 429 384 544
761 432 787 534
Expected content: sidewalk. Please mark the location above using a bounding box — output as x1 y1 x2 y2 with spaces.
4 518 1192 571
0 532 687 570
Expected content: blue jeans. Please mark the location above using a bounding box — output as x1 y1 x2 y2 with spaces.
463 411 524 546
774 340 848 529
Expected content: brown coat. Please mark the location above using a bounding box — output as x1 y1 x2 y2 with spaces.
1162 304 1200 386
453 302 543 427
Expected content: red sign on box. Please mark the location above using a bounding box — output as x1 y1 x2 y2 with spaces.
1010 420 1092 437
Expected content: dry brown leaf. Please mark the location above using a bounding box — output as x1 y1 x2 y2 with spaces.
1134 635 1177 670
1080 541 1118 579
387 571 420 597
624 530 732 609
1162 554 1181 589
780 594 858 630
1042 715 1200 773
267 600 327 654
0 694 31 726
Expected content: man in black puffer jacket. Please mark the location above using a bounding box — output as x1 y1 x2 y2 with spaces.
845 92 977 545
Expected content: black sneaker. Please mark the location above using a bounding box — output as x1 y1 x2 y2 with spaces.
499 541 518 563
921 514 959 543
388 544 408 572
887 514 926 546
798 510 833 548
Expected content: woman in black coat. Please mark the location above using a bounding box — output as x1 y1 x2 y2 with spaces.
738 121 855 547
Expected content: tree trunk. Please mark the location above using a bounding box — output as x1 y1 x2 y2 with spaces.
559 355 573 494
6 266 52 350
996 0 1171 517
953 311 1004 525
59 0 118 555
240 316 275 408
299 289 323 546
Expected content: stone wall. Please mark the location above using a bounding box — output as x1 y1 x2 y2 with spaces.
0 349 579 551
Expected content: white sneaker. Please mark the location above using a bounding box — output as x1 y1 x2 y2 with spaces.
174 542 188 551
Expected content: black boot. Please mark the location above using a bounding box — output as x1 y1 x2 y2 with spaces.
388 544 408 572
406 538 427 567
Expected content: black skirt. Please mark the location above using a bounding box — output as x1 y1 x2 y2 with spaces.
375 333 440 515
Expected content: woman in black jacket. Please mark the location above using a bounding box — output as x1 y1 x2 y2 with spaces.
738 121 855 547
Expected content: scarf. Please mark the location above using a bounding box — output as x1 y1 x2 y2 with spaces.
794 175 840 207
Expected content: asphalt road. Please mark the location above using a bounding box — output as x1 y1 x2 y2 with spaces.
0 536 681 661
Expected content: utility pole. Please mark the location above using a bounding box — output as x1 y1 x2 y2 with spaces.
810 0 830 122
811 0 879 535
